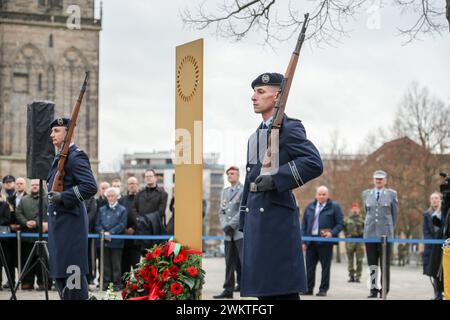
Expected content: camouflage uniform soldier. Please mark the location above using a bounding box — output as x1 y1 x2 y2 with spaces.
344 202 365 282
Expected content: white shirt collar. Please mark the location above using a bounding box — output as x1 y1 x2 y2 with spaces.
109 201 118 209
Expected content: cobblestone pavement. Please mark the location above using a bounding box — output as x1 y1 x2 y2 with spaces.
0 258 435 300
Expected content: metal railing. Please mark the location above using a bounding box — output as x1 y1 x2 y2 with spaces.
0 232 445 300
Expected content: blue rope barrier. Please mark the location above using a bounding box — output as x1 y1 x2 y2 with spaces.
0 233 446 244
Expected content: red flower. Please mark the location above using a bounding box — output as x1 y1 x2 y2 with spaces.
131 283 138 291
163 245 170 257
150 265 158 279
173 253 186 264
186 266 199 277
145 251 153 261
161 269 171 281
170 282 183 296
169 265 180 275
152 247 162 258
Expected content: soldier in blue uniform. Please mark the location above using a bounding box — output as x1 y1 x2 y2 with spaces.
46 118 98 300
239 73 323 300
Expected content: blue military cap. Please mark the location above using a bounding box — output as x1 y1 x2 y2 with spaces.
2 175 15 184
251 72 284 89
50 117 70 129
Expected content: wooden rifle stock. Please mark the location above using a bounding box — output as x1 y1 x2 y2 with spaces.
51 72 89 192
261 13 309 174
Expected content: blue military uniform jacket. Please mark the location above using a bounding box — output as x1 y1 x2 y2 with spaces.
239 115 323 297
301 199 344 243
46 144 98 279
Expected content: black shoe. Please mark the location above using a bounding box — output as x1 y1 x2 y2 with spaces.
213 291 233 299
234 285 240 292
3 284 10 289
316 291 327 297
354 277 360 283
348 276 355 283
367 290 380 298
300 291 313 295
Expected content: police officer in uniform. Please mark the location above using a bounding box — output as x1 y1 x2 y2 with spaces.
239 73 323 300
343 202 365 283
46 118 98 300
214 166 244 299
363 170 398 298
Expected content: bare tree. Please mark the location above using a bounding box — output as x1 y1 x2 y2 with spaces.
392 82 450 154
181 0 450 46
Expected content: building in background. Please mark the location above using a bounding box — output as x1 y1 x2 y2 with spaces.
0 0 101 176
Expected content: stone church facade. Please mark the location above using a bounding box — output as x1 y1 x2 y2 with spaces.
0 0 101 177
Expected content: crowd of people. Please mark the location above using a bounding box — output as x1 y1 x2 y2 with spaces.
214 167 445 300
0 166 446 299
0 169 173 292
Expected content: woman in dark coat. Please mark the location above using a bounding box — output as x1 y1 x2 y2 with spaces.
424 192 444 300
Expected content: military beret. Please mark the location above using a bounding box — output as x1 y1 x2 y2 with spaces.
226 166 239 174
373 170 387 179
50 117 70 129
251 72 284 89
2 175 15 184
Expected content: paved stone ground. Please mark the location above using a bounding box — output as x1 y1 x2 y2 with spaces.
0 258 435 300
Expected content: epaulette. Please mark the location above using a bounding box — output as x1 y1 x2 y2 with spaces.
286 116 301 122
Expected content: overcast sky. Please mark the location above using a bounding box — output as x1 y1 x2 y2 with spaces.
97 0 450 172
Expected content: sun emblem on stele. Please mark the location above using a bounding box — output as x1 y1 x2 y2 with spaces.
176 55 200 103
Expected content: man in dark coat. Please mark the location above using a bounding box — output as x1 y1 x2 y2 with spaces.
133 169 168 253
301 186 344 297
46 118 98 300
120 176 140 277
239 73 323 300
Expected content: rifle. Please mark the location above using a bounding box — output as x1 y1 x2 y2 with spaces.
260 13 309 174
51 72 89 192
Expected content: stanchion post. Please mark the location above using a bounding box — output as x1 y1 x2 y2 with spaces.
381 235 387 300
100 232 105 291
17 230 21 276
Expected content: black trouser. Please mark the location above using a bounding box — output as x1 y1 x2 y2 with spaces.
305 242 333 293
431 276 444 299
223 239 243 293
103 248 123 289
0 238 17 286
258 293 300 300
121 243 140 281
87 238 96 283
365 243 391 294
55 275 88 300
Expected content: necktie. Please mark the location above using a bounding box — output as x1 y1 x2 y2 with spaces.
262 123 268 129
312 203 323 235
376 191 380 201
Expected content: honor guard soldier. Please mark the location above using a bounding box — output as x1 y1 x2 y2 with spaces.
362 170 398 298
239 73 323 300
46 118 98 300
343 202 365 283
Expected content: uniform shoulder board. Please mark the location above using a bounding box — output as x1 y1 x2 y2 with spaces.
286 116 301 122
76 148 83 152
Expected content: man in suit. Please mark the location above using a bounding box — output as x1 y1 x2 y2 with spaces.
239 72 323 300
46 117 98 300
363 170 398 298
214 166 244 299
301 186 344 297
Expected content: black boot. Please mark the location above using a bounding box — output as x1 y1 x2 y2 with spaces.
213 290 233 299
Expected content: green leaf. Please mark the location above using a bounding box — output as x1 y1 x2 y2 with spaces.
182 277 195 289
